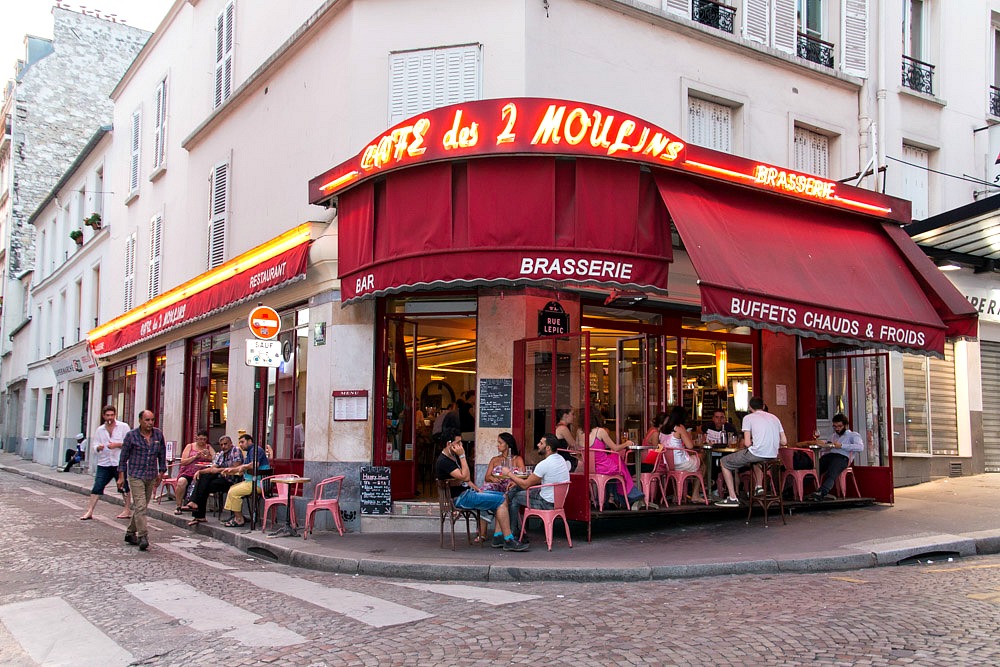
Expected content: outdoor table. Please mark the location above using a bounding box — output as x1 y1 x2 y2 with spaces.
267 476 310 538
695 445 738 497
795 441 827 477
626 445 655 484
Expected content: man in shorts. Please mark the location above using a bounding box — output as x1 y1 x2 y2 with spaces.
715 397 786 507
79 405 131 520
435 428 528 551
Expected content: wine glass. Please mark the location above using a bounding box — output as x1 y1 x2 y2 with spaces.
812 428 821 442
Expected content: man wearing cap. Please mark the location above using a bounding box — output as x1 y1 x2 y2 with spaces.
80 405 132 520
59 433 87 473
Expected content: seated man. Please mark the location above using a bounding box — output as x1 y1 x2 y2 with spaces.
185 435 244 526
221 433 270 527
59 433 87 473
715 396 786 507
806 413 864 502
702 409 740 445
503 433 570 540
435 428 528 552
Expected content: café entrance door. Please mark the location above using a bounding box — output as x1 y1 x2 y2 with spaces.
616 335 663 444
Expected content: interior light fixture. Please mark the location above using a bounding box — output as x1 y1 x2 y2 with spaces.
934 258 962 272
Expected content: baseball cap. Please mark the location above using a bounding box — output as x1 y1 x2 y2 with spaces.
76 433 85 440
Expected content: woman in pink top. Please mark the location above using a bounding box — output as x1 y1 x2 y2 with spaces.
175 430 215 513
588 411 646 508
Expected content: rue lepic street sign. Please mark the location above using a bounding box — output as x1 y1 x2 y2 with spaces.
246 305 282 368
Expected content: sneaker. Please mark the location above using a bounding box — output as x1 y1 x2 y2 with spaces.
630 499 646 511
753 486 765 497
823 493 836 501
503 537 529 552
124 533 138 545
645 502 660 510
714 497 740 507
805 491 823 502
490 534 505 548
138 536 149 551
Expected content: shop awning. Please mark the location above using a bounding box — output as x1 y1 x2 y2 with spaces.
89 225 311 358
655 172 977 355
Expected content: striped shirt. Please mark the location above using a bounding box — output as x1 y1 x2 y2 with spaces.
120 427 167 480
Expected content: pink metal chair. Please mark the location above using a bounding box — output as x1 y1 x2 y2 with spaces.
662 448 709 505
155 461 180 504
777 447 820 501
303 475 345 539
827 453 862 498
586 448 631 511
518 481 572 551
261 474 298 530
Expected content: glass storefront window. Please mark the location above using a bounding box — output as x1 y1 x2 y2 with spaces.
265 306 309 461
103 359 136 425
895 343 958 456
187 330 229 445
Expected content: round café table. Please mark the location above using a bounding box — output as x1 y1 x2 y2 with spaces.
266 476 310 538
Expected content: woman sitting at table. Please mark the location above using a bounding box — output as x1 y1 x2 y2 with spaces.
174 430 215 514
660 406 707 503
640 412 668 473
476 432 526 542
589 411 646 509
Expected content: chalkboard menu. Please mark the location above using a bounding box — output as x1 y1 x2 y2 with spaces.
478 378 513 428
359 466 392 515
702 389 725 414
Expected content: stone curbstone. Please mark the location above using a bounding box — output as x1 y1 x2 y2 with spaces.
776 552 876 572
489 566 652 583
650 559 779 579
359 559 490 581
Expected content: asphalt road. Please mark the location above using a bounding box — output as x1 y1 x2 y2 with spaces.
1 470 999 666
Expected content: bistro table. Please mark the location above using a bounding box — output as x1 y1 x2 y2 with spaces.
693 445 738 498
626 445 655 484
266 476 310 538
795 440 827 478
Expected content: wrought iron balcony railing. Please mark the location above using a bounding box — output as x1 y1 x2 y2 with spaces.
692 0 735 34
990 85 1000 117
901 55 934 95
797 32 834 68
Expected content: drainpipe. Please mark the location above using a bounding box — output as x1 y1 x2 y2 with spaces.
876 0 888 194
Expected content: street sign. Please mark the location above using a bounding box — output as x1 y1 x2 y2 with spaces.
248 305 280 340
246 339 283 367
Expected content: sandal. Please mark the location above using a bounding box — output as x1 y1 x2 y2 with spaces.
187 518 205 527
223 518 245 527
472 534 488 544
174 508 184 515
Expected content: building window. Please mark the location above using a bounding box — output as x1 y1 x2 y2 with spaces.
743 0 796 54
687 97 732 153
793 126 830 177
187 330 230 444
42 391 52 432
795 0 834 67
265 306 309 463
103 359 137 425
214 1 235 108
896 343 958 456
901 144 929 220
152 77 168 170
208 162 228 269
901 0 933 94
991 27 1000 116
128 108 140 200
388 44 481 125
148 213 162 299
124 231 136 311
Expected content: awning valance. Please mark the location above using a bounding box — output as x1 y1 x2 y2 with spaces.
655 172 977 355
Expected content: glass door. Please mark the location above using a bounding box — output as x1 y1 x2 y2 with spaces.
617 336 648 445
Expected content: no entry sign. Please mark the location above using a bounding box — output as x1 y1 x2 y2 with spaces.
248 305 280 340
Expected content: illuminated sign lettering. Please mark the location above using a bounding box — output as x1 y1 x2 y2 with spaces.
752 165 836 199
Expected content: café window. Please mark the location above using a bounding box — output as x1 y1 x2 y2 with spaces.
187 330 229 444
103 359 137 424
148 348 167 429
264 305 309 461
895 342 958 456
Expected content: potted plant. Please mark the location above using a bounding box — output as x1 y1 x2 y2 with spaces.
69 228 84 246
83 212 102 230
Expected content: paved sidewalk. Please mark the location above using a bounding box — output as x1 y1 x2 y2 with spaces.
4 451 999 582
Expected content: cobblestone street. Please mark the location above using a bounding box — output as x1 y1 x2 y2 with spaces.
2 470 999 666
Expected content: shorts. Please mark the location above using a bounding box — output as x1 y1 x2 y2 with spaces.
91 465 121 495
721 448 771 471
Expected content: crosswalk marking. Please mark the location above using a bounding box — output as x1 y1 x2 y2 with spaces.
123 579 306 647
0 596 134 667
157 542 235 570
392 582 540 606
49 497 81 510
230 571 433 628
20 486 45 496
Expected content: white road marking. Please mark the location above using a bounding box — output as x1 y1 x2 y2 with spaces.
0 596 133 667
20 486 46 496
230 571 433 628
50 497 82 510
392 582 541 606
157 542 235 570
123 579 305 647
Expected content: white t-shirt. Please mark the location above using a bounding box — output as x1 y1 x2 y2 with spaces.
92 420 131 467
533 451 570 503
741 410 784 459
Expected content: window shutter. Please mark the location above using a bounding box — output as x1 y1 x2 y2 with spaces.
743 0 769 44
153 79 167 169
388 45 481 125
841 0 869 77
928 342 958 455
901 354 930 454
214 1 235 108
901 144 929 220
772 0 797 54
208 163 229 269
665 0 691 17
129 109 140 196
688 98 732 153
793 127 829 178
148 213 163 299
124 232 136 311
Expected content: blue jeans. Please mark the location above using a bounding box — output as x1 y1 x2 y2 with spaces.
454 488 505 530
508 488 554 530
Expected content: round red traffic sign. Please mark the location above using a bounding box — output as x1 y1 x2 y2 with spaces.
248 305 281 340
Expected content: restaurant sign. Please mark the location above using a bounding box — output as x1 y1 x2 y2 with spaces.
50 344 99 381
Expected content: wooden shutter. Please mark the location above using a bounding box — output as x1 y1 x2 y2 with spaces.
793 127 829 177
901 144 929 220
208 162 228 269
129 109 140 196
980 341 1000 472
665 0 691 17
772 0 797 54
148 213 163 299
214 1 235 108
688 97 732 153
928 342 958 456
743 0 769 44
124 232 136 311
388 45 481 125
900 354 930 454
841 0 869 77
153 78 167 169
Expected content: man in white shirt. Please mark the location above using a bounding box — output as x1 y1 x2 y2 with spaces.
806 413 865 502
503 433 570 538
715 397 786 507
79 405 132 520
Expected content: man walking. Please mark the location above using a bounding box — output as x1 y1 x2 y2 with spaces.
118 410 167 551
79 405 131 520
806 413 864 502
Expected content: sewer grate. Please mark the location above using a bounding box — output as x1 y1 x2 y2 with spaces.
896 550 961 566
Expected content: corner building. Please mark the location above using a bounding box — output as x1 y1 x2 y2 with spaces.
90 0 984 533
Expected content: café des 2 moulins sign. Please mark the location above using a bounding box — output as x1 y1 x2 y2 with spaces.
538 301 569 337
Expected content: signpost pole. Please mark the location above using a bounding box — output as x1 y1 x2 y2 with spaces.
244 302 281 533
248 365 263 531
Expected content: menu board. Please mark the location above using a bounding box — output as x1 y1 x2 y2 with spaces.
359 466 392 515
702 389 726 415
478 378 513 428
333 390 369 421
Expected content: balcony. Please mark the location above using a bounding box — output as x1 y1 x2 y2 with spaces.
692 0 735 34
901 55 934 95
991 85 1000 117
797 32 834 68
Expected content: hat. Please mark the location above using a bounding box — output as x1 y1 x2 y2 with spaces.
75 433 85 441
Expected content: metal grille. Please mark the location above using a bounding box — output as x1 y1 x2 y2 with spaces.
901 55 934 95
692 0 735 34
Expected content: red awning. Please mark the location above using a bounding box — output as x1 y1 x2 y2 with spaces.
655 172 977 355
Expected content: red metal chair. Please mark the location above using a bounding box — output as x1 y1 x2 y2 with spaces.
662 448 709 505
777 447 820 501
639 461 669 508
827 453 862 498
155 461 180 504
518 481 572 551
261 474 298 530
586 448 631 511
303 475 345 539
